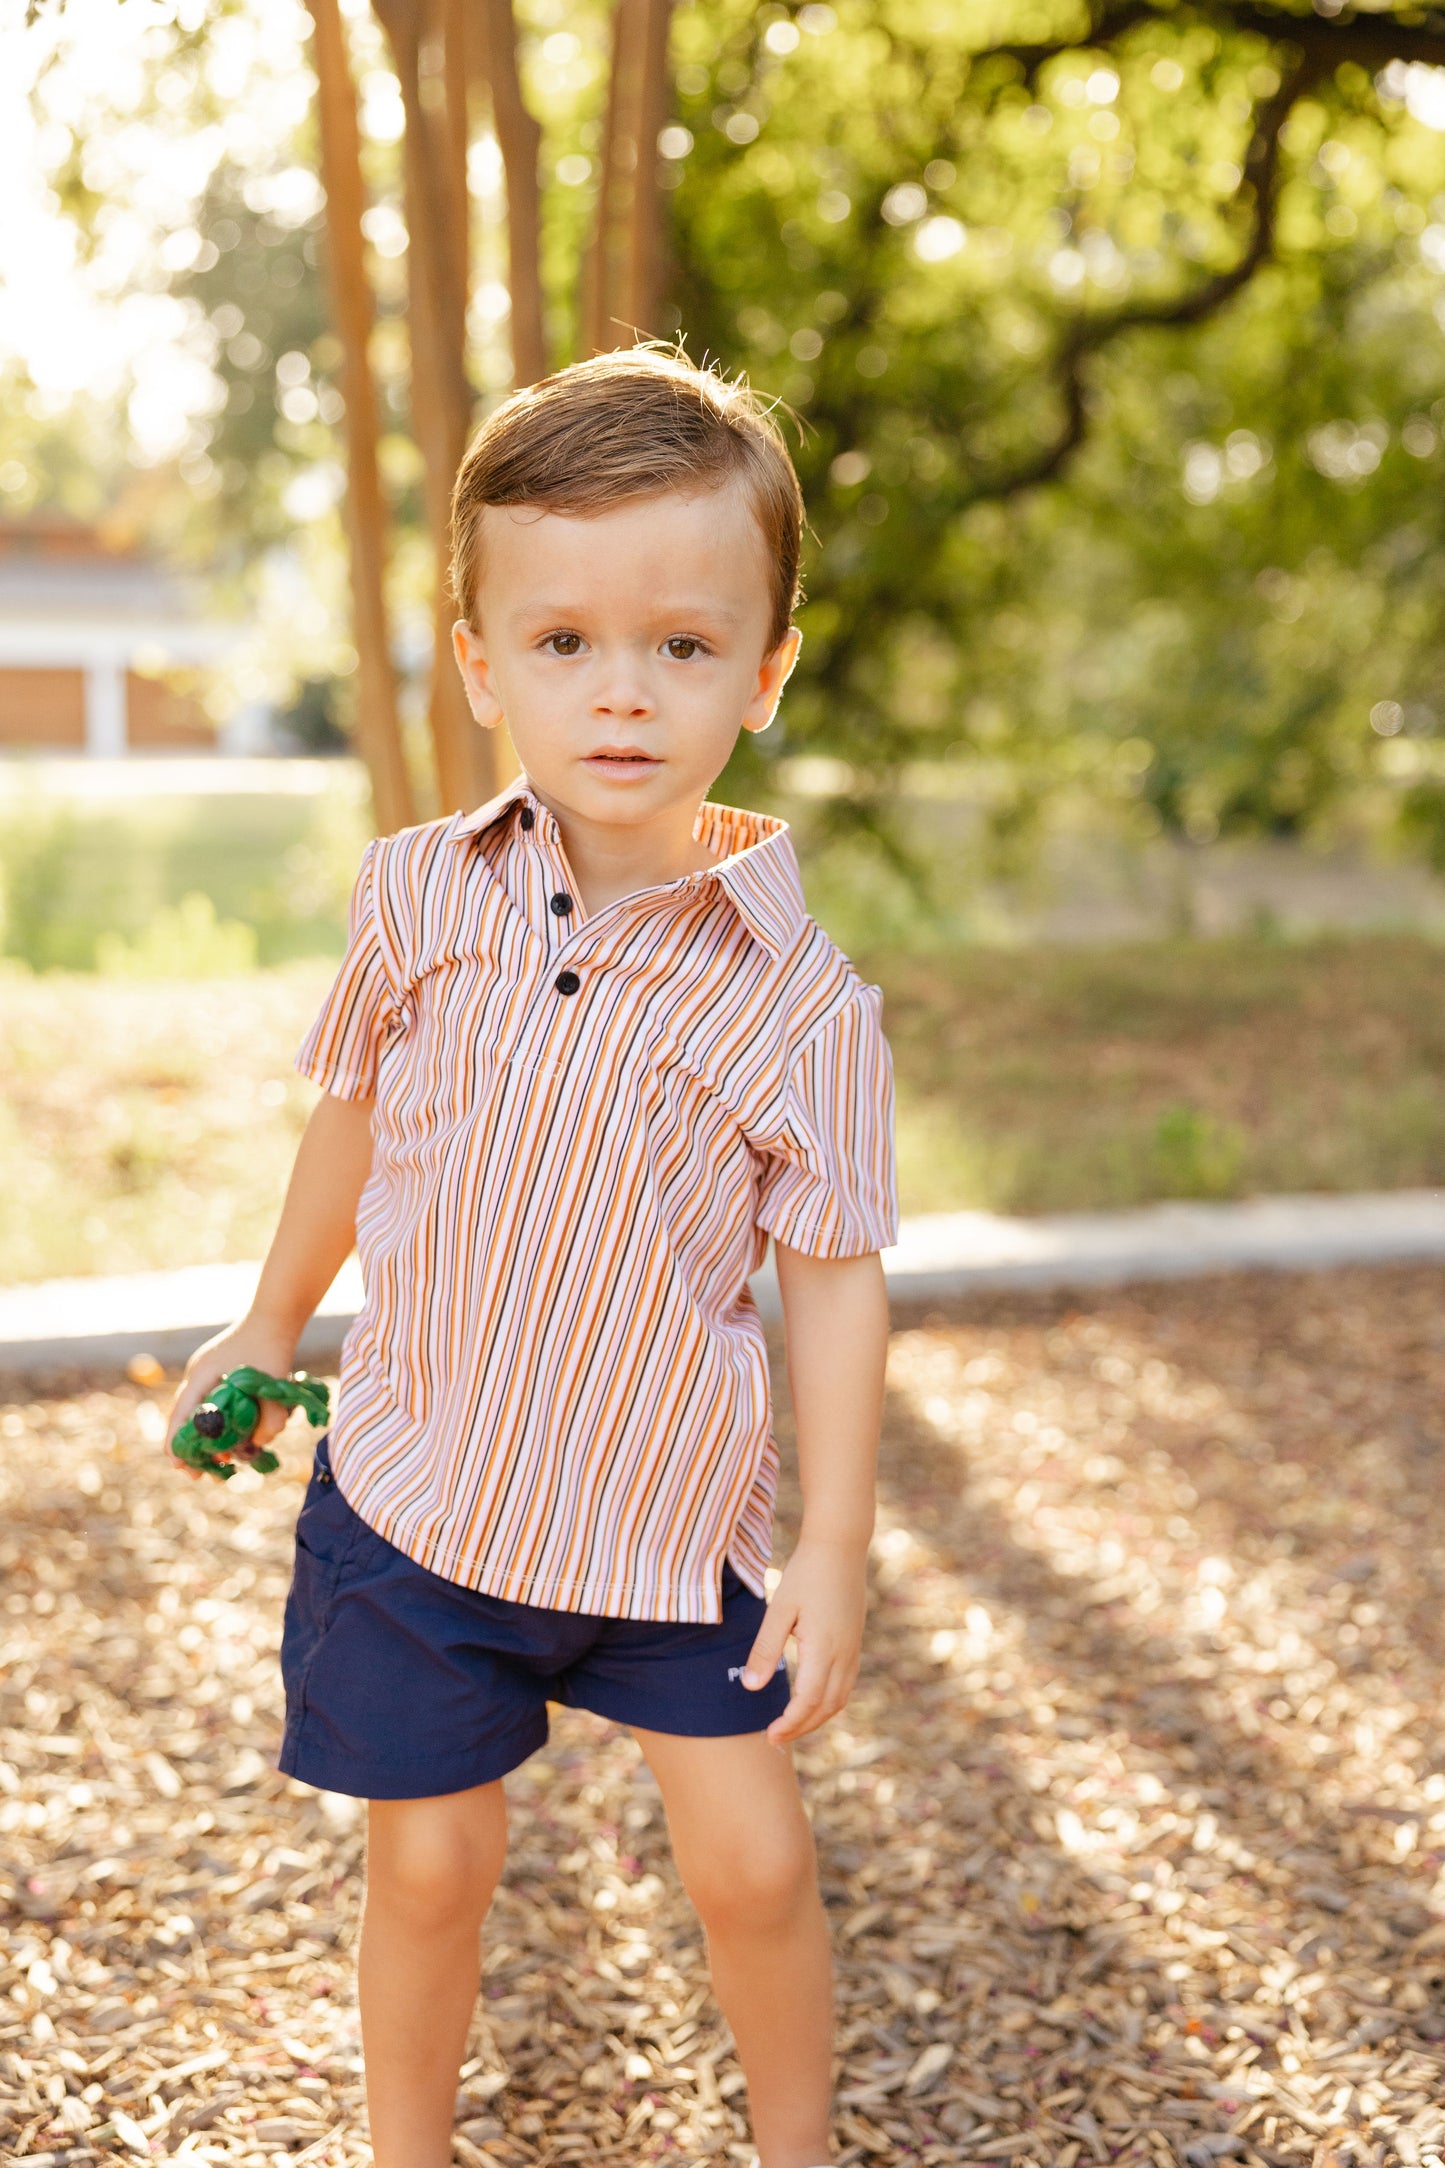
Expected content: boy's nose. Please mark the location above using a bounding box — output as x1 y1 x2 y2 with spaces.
593 672 655 719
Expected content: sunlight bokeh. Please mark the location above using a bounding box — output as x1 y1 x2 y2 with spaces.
0 0 315 460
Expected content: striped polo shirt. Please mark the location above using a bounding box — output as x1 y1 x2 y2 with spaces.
295 774 897 1623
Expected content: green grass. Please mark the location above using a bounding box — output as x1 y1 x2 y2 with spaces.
0 775 369 971
4 934 1445 1282
873 935 1445 1217
0 964 332 1284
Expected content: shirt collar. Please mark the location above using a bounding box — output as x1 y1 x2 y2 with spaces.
450 774 806 962
450 770 533 839
691 797 806 961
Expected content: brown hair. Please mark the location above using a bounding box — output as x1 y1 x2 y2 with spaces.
450 345 804 653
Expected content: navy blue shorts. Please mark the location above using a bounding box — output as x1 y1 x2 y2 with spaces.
277 1435 792 1800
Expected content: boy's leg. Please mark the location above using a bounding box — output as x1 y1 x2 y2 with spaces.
634 1729 834 2168
359 1782 509 2168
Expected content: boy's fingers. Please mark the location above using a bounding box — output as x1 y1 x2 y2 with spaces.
253 1400 287 1444
769 1658 853 1744
167 1379 287 1461
166 1380 214 1453
767 1643 831 1741
741 1598 794 1690
767 1698 819 1744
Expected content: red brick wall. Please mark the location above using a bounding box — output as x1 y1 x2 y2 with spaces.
126 671 213 749
0 664 214 750
0 667 86 747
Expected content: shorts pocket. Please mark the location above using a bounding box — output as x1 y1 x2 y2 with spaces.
293 1437 363 1571
282 1445 368 1717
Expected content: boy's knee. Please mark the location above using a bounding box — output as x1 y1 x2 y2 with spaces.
682 1822 818 1938
366 1795 505 1932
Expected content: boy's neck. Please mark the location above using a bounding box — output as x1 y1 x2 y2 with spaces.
531 789 720 918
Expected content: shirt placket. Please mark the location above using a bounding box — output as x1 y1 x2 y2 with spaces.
513 799 596 1015
511 802 577 947
517 798 715 1009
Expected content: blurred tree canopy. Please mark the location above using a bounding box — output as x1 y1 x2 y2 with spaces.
14 0 1445 865
172 163 340 551
661 1 1445 864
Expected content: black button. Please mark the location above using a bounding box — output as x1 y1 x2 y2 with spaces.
549 891 573 916
518 806 535 830
554 970 580 996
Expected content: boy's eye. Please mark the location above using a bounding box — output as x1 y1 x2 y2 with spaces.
543 632 585 657
664 636 707 660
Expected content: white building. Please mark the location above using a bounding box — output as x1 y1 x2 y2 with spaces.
0 516 224 754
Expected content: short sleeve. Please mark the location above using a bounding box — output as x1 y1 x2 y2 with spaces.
294 841 400 1100
753 985 898 1258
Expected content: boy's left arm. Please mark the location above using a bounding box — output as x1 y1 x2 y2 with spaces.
741 1242 890 1744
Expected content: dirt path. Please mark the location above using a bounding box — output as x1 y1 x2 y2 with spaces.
5 1266 1445 2166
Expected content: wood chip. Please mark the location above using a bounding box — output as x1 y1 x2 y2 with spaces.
7 1265 1445 2162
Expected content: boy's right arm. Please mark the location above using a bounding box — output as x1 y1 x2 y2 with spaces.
164 1090 376 1474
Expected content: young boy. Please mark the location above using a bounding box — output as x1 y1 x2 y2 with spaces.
167 347 897 2168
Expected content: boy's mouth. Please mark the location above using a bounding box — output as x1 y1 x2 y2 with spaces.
584 748 661 777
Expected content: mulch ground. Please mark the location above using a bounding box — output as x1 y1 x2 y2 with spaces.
6 1264 1445 2168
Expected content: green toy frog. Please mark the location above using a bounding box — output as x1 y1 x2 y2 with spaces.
171 1366 330 1481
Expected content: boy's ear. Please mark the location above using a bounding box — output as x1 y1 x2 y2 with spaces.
452 619 505 731
741 625 803 736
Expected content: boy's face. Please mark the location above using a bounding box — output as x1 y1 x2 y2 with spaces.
452 481 801 829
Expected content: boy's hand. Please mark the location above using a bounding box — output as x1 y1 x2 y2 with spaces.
165 1318 300 1480
740 1536 868 1745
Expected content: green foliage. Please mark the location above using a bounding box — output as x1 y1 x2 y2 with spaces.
0 961 330 1284
0 364 133 525
21 0 1445 877
171 162 338 554
876 931 1445 1214
0 780 369 972
669 1 1445 869
0 800 86 973
96 894 260 979
1151 1103 1246 1198
277 676 352 753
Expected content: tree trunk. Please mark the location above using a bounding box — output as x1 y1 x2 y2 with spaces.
474 0 547 388
582 0 640 354
582 0 673 355
304 0 415 834
441 0 471 328
624 0 673 340
375 0 494 813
